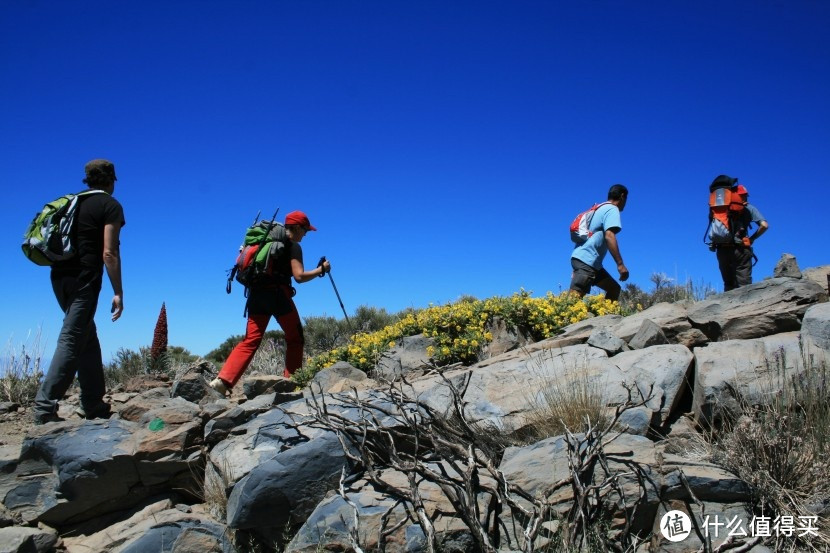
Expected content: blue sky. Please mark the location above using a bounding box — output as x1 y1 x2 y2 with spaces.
2 1 828 362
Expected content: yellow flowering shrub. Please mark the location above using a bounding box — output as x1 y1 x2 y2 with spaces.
296 290 619 386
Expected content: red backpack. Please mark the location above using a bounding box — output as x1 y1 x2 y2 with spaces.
569 201 611 244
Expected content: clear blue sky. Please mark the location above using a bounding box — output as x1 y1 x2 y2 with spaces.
2 1 828 362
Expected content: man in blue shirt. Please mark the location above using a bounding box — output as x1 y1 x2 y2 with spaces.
569 184 629 301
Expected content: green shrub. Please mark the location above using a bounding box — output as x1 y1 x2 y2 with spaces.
298 290 620 387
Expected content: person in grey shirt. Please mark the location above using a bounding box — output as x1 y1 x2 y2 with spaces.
713 183 768 291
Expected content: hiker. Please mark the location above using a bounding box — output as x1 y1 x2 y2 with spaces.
33 159 125 424
569 184 629 301
210 210 331 395
711 180 768 291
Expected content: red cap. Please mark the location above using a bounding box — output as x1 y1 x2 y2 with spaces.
284 210 317 231
734 184 748 196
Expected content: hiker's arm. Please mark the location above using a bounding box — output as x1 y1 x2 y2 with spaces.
605 229 629 282
750 220 768 244
103 222 123 321
291 257 330 284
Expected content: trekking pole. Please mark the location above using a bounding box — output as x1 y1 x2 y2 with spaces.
318 256 351 327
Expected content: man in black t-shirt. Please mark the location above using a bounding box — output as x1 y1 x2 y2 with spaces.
33 159 126 424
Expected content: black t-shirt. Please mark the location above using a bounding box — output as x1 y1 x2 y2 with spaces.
54 190 125 274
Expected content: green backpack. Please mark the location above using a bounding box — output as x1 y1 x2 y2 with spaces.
225 211 290 294
22 189 107 266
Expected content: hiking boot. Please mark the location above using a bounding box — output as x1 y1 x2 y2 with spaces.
209 378 229 397
33 411 65 425
77 402 112 420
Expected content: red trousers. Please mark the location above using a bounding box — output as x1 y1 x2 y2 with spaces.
218 285 304 387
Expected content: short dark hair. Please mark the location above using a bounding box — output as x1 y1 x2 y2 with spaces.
83 159 117 189
607 184 628 201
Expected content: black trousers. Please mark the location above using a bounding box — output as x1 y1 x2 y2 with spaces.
716 246 754 292
34 270 106 417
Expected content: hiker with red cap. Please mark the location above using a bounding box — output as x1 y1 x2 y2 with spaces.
210 210 331 395
707 176 769 291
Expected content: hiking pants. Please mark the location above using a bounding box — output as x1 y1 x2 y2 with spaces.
34 271 106 418
218 284 304 386
716 246 754 291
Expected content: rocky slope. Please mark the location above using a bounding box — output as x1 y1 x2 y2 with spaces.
1 256 828 553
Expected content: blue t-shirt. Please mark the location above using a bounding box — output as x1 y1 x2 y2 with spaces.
571 203 622 269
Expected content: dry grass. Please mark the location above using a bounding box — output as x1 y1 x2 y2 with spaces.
521 350 611 442
706 352 830 551
248 337 285 376
0 329 46 405
202 457 235 521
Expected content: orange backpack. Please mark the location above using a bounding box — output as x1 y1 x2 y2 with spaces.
705 175 749 247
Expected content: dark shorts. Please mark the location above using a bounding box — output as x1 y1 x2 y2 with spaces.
569 258 613 295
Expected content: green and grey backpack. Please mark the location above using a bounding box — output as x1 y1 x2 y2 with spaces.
22 189 107 266
226 210 290 295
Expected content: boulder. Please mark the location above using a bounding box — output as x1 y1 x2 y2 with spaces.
285 464 469 553
374 334 435 381
0 525 58 553
801 302 830 369
499 433 750 539
306 361 376 395
687 277 827 341
61 499 232 553
607 302 691 343
213 393 410 544
673 328 709 349
481 316 530 358
628 319 669 350
203 392 280 445
773 253 801 278
692 332 804 426
241 375 295 399
803 265 830 293
171 372 215 404
415 343 692 435
1 418 201 528
587 327 628 355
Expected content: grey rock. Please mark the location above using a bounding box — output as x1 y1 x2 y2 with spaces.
674 328 709 349
688 277 827 341
773 252 802 278
171 372 214 404
608 302 692 343
801 302 830 369
374 334 435 381
415 343 692 436
241 375 295 399
500 433 750 538
214 392 409 543
587 326 628 355
692 332 805 426
307 361 372 395
481 316 530 358
628 319 669 350
0 403 19 415
0 525 58 553
803 265 830 293
1 410 201 527
204 392 281 445
62 499 232 553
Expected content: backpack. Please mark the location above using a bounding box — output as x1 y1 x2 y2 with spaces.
569 201 611 244
225 213 290 295
705 175 749 246
22 189 107 266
